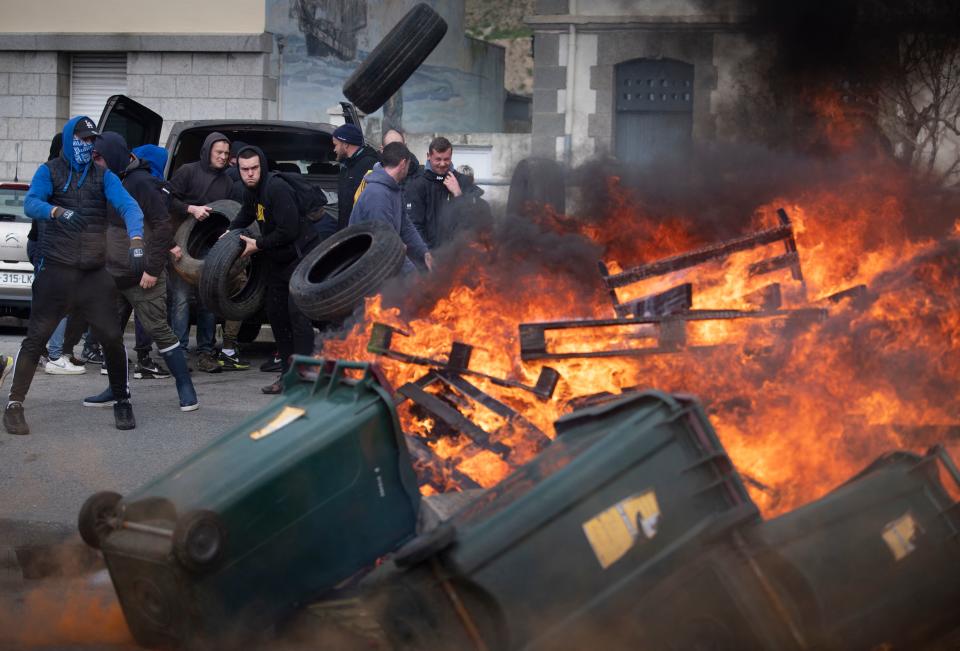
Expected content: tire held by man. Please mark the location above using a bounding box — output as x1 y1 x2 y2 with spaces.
198 229 268 321
172 199 245 285
289 221 406 321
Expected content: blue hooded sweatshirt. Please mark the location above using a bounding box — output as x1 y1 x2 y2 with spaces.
349 166 428 272
132 144 169 180
24 116 144 238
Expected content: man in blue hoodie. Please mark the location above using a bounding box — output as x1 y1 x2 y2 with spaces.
349 142 432 274
9 116 145 435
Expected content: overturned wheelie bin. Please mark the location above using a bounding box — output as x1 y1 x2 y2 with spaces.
361 390 763 651
77 357 421 650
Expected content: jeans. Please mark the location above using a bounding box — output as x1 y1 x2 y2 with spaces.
166 268 215 355
46 317 67 359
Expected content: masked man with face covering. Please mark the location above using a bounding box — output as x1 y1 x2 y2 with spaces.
229 145 318 394
80 132 199 413
12 116 145 435
167 132 248 373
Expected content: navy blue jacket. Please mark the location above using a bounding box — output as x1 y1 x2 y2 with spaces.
349 166 428 272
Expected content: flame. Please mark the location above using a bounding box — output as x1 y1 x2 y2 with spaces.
323 149 960 517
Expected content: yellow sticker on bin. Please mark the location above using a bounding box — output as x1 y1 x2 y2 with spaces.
882 512 919 561
250 406 306 440
582 489 660 570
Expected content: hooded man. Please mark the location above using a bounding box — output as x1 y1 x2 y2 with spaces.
166 132 248 372
12 116 146 435
230 145 318 394
349 142 431 274
132 144 169 180
80 132 198 413
332 123 379 231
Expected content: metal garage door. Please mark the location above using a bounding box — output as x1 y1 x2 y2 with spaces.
70 54 128 120
615 58 693 167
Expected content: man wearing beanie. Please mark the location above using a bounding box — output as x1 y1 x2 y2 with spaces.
332 123 379 231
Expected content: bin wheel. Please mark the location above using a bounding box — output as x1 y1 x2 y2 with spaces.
173 509 227 573
78 491 122 550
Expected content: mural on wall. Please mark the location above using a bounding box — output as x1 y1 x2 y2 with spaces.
268 0 504 133
293 0 367 60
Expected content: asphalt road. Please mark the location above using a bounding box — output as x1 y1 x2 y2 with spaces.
0 322 287 650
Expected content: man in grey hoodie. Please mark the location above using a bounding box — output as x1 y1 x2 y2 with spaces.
349 142 432 273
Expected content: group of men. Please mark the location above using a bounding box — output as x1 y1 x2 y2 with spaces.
1 116 485 437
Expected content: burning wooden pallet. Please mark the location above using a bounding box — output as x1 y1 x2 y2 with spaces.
367 322 557 493
519 308 828 361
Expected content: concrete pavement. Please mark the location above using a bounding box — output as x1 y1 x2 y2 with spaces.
0 324 284 649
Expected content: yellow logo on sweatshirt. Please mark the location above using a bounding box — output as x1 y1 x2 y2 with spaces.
256 203 265 222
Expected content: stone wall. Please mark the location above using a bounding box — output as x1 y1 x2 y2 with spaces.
0 52 69 181
126 52 279 146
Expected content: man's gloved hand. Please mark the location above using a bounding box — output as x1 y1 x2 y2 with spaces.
128 237 146 279
52 207 88 233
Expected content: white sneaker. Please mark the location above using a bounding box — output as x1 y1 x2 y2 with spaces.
44 357 86 375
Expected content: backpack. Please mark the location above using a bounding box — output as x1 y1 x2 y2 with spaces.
275 171 328 221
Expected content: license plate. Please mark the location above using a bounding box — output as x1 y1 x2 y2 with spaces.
0 272 33 286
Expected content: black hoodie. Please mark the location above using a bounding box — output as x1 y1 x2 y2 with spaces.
167 132 233 230
336 144 380 231
230 145 317 267
96 132 174 288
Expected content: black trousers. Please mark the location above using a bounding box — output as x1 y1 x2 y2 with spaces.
9 263 128 403
265 259 314 373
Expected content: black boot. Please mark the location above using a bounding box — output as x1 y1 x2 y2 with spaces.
114 400 136 430
161 347 198 412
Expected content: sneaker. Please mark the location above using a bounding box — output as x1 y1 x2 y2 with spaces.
38 355 49 369
134 357 170 379
4 402 29 436
261 374 283 395
197 353 222 374
82 346 104 365
83 387 116 408
218 350 250 371
0 355 12 389
44 357 86 375
114 400 136 430
68 355 86 367
260 355 282 373
100 366 109 376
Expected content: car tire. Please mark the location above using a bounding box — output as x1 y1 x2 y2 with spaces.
172 509 227 574
506 157 566 217
342 3 448 114
172 200 245 286
289 221 406 321
198 229 267 321
78 490 122 550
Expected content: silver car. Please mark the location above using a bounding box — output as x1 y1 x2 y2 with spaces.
0 182 34 319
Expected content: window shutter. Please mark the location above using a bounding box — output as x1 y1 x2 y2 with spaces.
69 53 128 120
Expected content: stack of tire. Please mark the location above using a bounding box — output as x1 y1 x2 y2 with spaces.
174 199 267 340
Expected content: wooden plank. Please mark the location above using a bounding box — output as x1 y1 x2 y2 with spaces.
604 223 795 288
398 383 513 460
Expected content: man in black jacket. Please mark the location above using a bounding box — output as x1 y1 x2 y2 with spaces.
230 145 318 394
81 132 199 413
167 132 248 373
333 123 379 231
404 136 483 250
12 116 145 435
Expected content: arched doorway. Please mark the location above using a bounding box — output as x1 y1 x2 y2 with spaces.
614 58 694 166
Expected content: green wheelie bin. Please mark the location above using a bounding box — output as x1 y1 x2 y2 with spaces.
362 390 762 651
77 357 421 650
746 444 960 650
